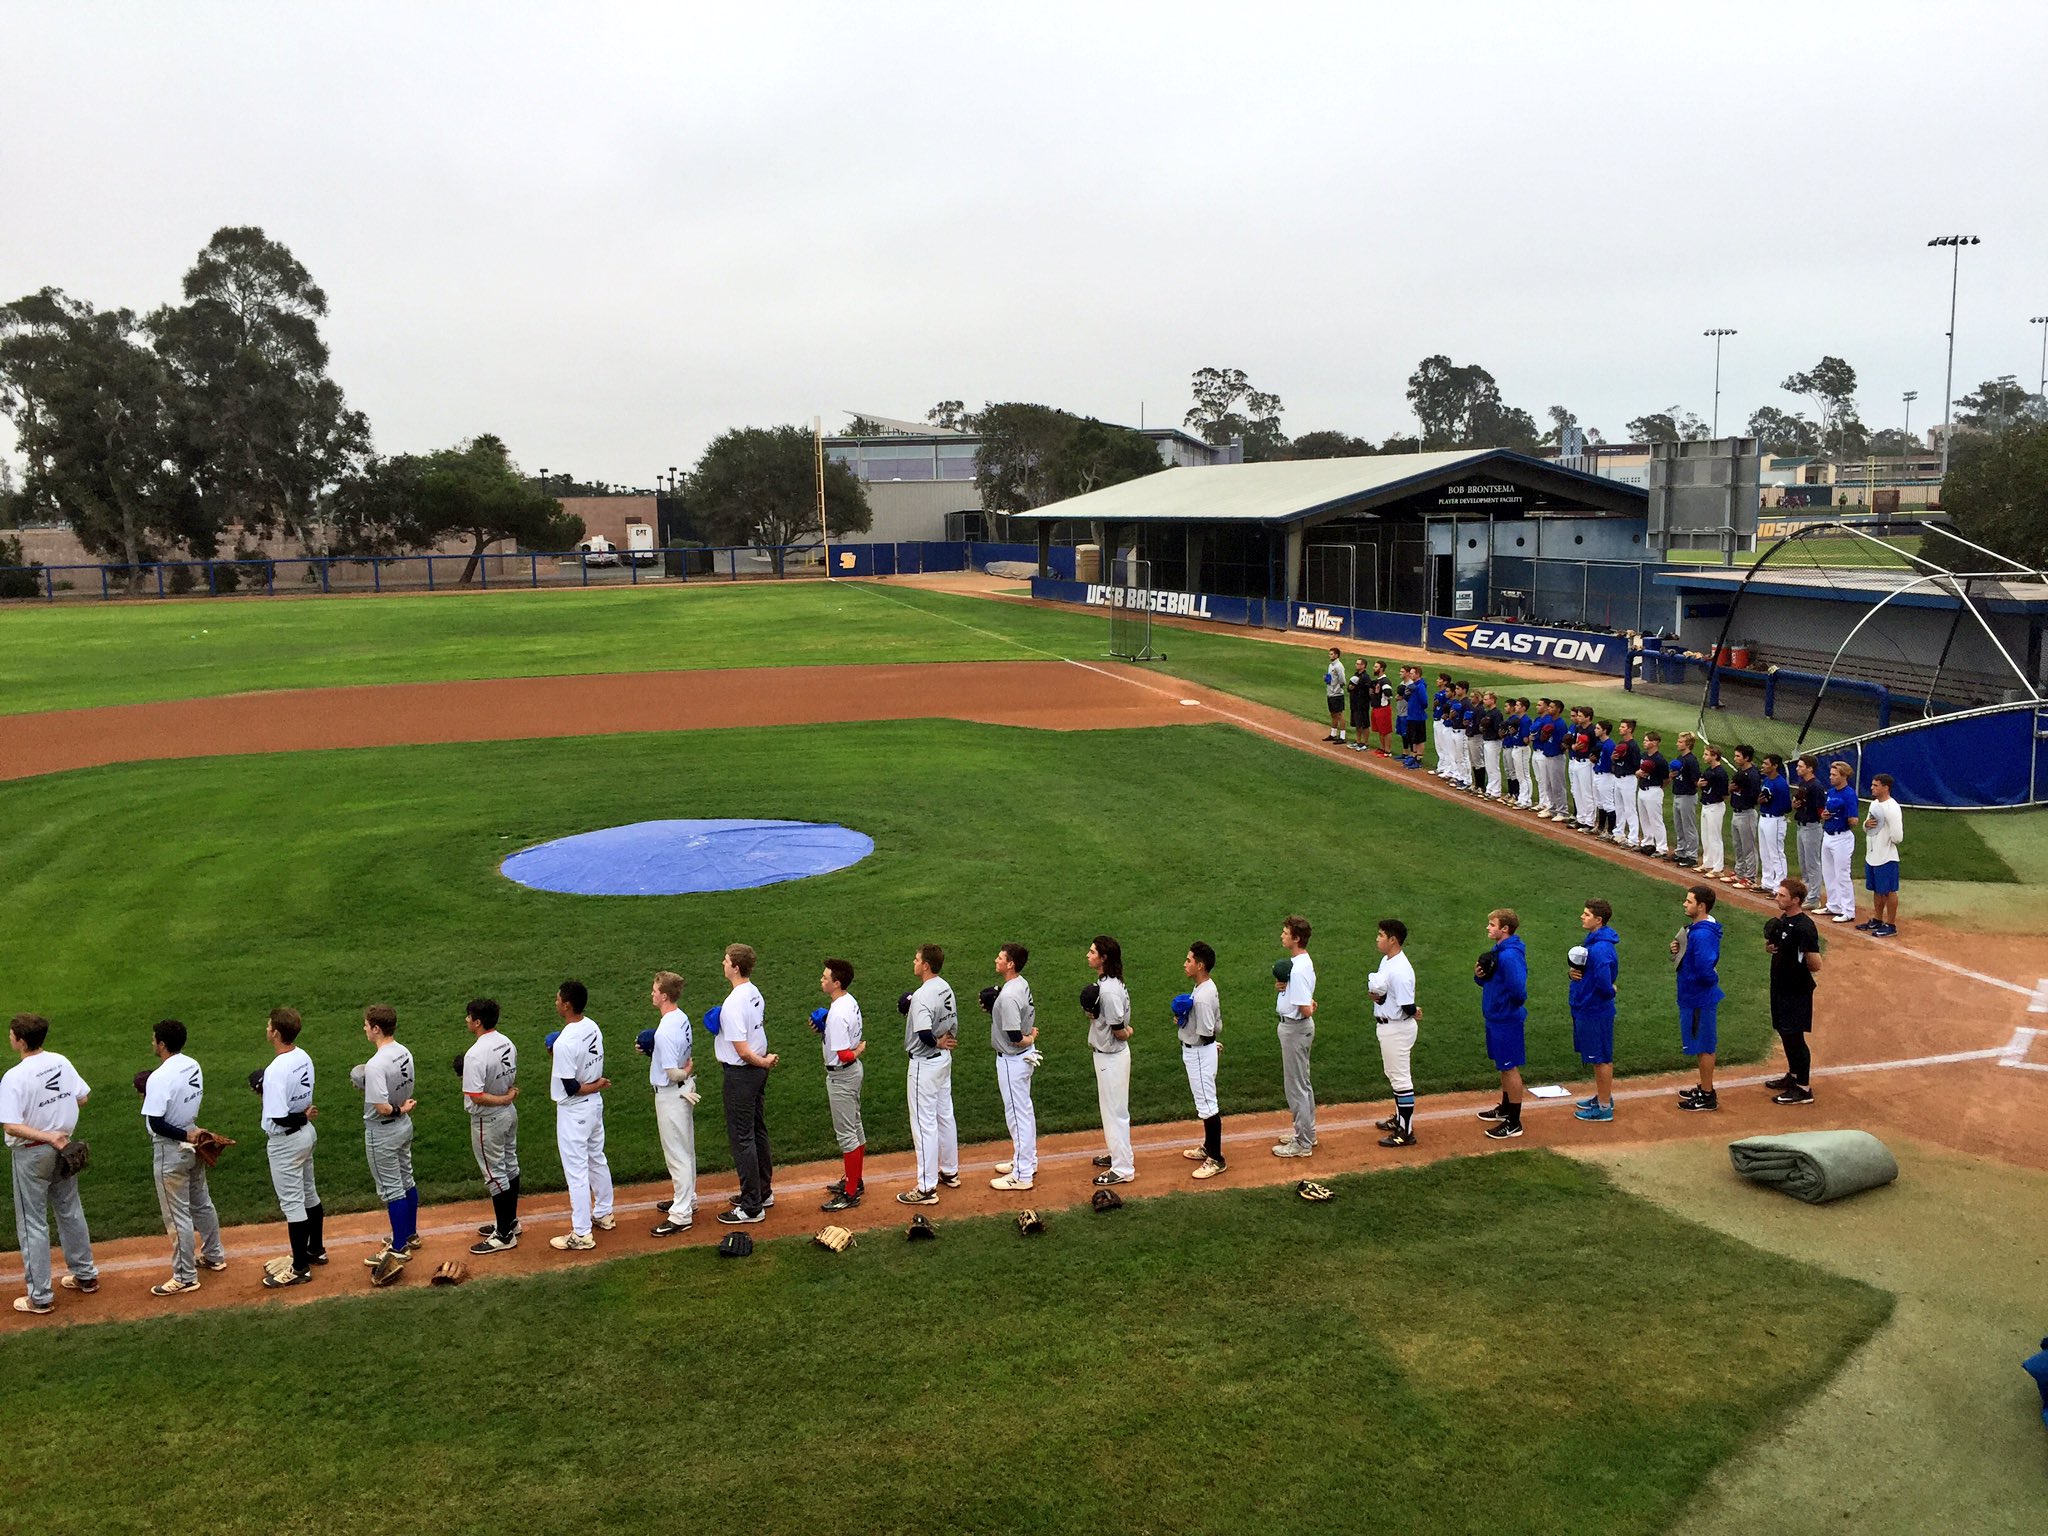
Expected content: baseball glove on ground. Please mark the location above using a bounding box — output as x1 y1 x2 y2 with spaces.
262 1255 298 1281
813 1225 856 1253
53 1140 90 1178
904 1214 936 1241
190 1129 235 1169
1297 1180 1335 1203
133 1069 152 1095
1090 1188 1123 1213
369 1250 408 1287
429 1260 469 1286
716 1232 754 1258
1016 1209 1046 1236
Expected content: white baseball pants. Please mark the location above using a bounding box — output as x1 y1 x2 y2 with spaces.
1181 1040 1219 1119
1759 813 1788 892
1701 802 1727 874
1639 785 1668 853
654 1081 696 1222
995 1052 1038 1181
1822 830 1857 919
1093 1048 1135 1178
907 1053 958 1192
554 1096 613 1238
1375 1018 1418 1095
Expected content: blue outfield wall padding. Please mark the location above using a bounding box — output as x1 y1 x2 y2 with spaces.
1858 707 2040 809
502 819 875 896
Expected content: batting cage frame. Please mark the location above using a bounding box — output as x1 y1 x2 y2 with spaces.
1108 555 1164 662
1691 518 2046 808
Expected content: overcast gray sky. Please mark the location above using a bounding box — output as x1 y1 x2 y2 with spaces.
6 0 2046 479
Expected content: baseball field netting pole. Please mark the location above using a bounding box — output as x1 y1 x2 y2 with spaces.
814 416 830 579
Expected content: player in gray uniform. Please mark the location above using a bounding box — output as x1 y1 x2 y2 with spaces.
1177 942 1225 1178
1087 935 1136 1185
355 1005 420 1276
140 1018 227 1296
1272 915 1319 1157
3 1013 97 1315
896 944 960 1206
817 959 867 1212
987 944 1041 1192
462 998 523 1255
258 1007 325 1288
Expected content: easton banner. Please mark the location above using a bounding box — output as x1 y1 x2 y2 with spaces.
1426 617 1627 676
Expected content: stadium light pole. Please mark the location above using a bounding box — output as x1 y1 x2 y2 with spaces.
2032 316 2047 398
1928 235 1979 480
1901 392 1917 502
1704 328 1736 438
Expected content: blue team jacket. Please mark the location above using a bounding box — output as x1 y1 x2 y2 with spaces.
1476 935 1529 1025
1675 918 1723 1009
1570 925 1620 1025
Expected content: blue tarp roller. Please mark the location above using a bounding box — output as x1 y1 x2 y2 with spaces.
502 819 874 895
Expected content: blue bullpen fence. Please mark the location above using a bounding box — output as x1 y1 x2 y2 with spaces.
0 540 1074 602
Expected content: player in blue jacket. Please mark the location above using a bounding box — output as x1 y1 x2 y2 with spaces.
1672 884 1725 1111
1570 900 1622 1122
1473 909 1530 1140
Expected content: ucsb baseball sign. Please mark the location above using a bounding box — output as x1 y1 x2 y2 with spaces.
1426 617 1628 676
1083 583 1215 618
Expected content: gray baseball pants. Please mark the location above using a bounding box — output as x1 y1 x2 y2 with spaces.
470 1104 519 1196
1672 793 1700 862
10 1143 97 1308
153 1139 225 1286
1733 808 1760 882
1277 1018 1317 1147
365 1116 415 1202
825 1064 865 1152
265 1124 319 1223
1797 822 1824 897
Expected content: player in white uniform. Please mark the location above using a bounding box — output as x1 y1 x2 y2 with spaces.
897 943 961 1206
1177 942 1226 1178
461 997 523 1255
258 1007 325 1288
140 1018 226 1295
355 1005 420 1276
1087 935 1137 1185
548 980 614 1250
713 944 778 1224
3 1013 97 1315
817 958 868 1212
645 971 698 1236
1273 915 1319 1157
1368 920 1422 1147
988 943 1041 1193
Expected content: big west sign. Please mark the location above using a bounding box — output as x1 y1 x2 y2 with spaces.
1426 617 1628 676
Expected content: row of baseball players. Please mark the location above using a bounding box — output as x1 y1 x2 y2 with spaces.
3 882 1825 1314
1320 651 1905 936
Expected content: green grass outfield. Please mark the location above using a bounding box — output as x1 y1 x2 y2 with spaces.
0 1155 1893 1536
0 720 1770 1245
3 578 2024 884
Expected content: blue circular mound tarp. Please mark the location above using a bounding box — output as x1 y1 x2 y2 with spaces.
501 819 874 896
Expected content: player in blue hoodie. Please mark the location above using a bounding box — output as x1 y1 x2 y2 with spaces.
1570 900 1622 1121
1672 884 1725 1111
1473 909 1530 1140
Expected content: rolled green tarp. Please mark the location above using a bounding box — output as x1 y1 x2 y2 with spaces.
1727 1130 1899 1204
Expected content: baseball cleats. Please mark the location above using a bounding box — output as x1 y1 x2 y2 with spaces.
937 1172 961 1189
469 1232 518 1255
1772 1086 1815 1105
59 1275 98 1294
1680 1090 1720 1112
1182 1147 1210 1160
895 1188 940 1207
260 1266 311 1289
656 1200 672 1212
1573 1103 1614 1123
1483 1121 1524 1139
13 1296 54 1314
715 1207 765 1225
1192 1158 1227 1178
1091 1153 1113 1168
477 1222 522 1239
650 1219 694 1237
820 1191 862 1212
1763 1073 1796 1091
726 1192 776 1208
1872 923 1898 937
201 1257 229 1272
1271 1139 1314 1157
993 1162 1013 1176
150 1278 202 1297
1092 1171 1132 1186
593 1215 617 1232
989 1173 1034 1191
1678 1085 1706 1101
1476 1104 1510 1123
1830 913 1854 924
1374 1116 1402 1132
1377 1129 1417 1148
550 1232 599 1250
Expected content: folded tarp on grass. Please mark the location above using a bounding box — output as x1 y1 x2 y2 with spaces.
1728 1130 1900 1204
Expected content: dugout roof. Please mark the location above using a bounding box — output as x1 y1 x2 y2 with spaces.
1006 449 1647 528
1655 566 2048 615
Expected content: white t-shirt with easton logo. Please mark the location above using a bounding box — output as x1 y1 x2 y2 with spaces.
550 1018 605 1103
141 1053 205 1131
0 1051 89 1147
261 1047 315 1130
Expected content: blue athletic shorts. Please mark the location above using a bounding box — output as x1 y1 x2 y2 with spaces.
1679 1003 1719 1057
1865 861 1899 894
1572 1015 1615 1066
1485 1022 1527 1072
